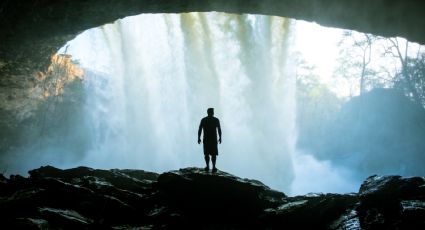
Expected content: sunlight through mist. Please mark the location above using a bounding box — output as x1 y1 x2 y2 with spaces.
60 13 297 192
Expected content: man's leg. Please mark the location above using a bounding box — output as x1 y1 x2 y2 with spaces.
204 155 210 171
212 155 217 172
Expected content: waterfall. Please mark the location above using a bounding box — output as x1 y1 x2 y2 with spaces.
61 13 297 192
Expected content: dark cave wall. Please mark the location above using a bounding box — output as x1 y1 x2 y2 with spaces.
1 0 424 74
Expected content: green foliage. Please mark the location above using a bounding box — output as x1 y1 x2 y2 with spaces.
334 30 425 110
393 52 425 107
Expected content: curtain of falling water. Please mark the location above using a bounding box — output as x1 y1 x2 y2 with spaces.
61 13 296 191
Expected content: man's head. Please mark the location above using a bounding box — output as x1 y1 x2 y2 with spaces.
207 108 214 117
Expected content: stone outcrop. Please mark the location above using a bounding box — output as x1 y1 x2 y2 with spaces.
358 175 425 229
156 168 286 228
0 53 83 154
1 166 424 229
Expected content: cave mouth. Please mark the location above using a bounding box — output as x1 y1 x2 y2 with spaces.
3 11 425 196
57 12 358 194
57 12 301 194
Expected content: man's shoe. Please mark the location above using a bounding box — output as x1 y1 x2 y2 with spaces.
212 167 217 173
204 167 210 172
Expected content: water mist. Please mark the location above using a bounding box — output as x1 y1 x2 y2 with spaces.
60 13 297 192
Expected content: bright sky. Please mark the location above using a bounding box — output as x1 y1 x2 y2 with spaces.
293 20 347 96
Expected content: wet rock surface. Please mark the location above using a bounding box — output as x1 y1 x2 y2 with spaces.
1 166 425 229
357 175 425 229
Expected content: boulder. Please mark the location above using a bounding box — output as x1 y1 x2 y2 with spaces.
2 166 425 229
156 167 286 228
263 193 358 229
357 175 425 229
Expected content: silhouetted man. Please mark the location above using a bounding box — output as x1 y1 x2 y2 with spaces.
198 108 222 172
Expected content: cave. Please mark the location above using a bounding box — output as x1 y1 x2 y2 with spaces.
2 0 424 119
1 0 425 191
1 1 425 229
1 0 425 74
2 0 425 186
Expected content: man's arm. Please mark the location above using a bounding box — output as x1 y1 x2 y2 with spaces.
198 120 203 144
217 119 222 144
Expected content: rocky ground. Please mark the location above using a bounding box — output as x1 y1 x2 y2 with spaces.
1 166 424 229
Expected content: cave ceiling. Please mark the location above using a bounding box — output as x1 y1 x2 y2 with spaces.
0 0 424 75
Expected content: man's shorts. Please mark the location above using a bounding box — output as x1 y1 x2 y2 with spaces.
203 141 218 156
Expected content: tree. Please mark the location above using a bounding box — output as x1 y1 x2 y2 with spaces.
334 31 379 96
382 37 425 106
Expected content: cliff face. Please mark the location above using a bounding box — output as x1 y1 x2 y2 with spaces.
1 166 424 229
0 54 83 154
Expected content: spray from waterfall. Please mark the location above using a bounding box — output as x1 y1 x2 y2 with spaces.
57 13 296 191
0 13 361 195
